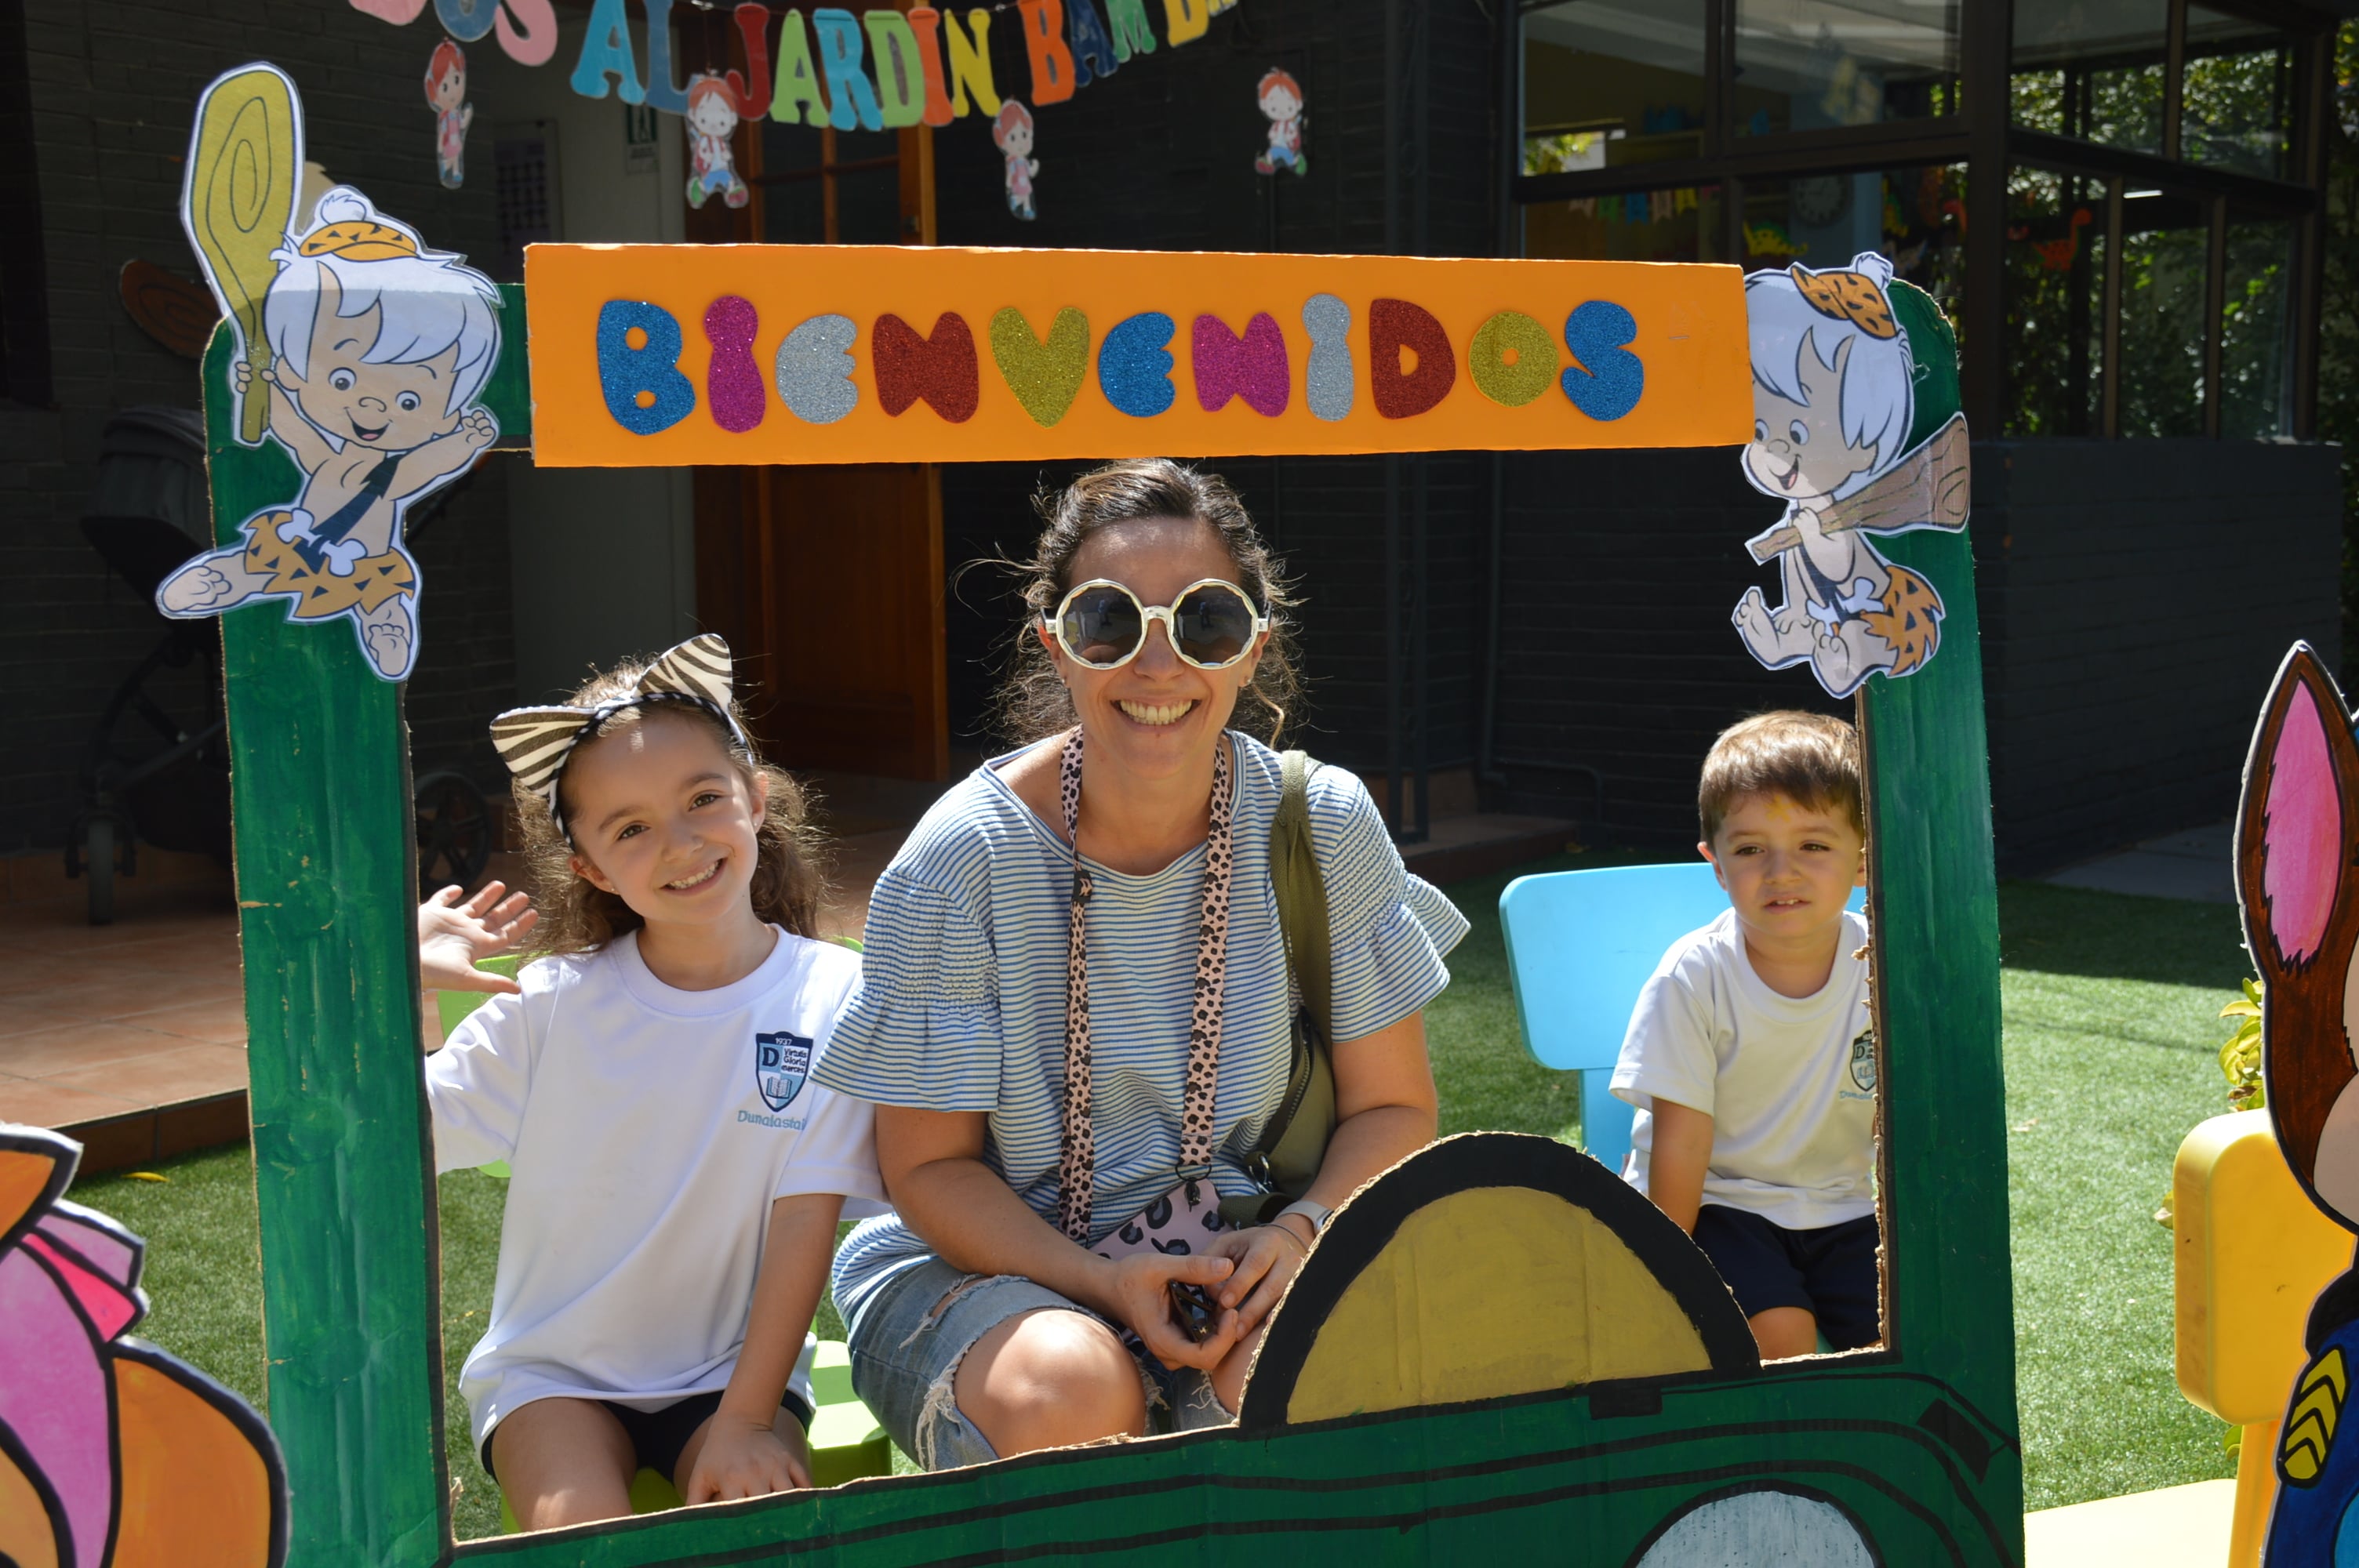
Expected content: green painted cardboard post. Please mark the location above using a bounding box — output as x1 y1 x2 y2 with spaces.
208 278 2020 1566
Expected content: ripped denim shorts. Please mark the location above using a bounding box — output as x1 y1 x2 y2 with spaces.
843 1254 1230 1471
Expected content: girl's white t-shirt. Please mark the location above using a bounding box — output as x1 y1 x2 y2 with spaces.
1608 908 1877 1232
424 927 889 1450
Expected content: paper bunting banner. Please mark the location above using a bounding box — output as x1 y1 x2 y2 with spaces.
1732 250 1969 699
159 63 503 683
349 0 1245 141
425 38 472 189
1254 67 1303 176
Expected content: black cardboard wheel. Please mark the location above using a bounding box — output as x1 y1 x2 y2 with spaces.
413 771 493 891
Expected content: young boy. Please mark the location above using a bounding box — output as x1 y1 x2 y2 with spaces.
1609 710 1879 1360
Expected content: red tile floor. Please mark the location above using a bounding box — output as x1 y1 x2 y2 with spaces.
0 829 910 1170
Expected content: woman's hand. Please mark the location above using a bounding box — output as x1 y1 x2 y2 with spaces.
418 880 537 994
1204 1223 1310 1334
1098 1250 1241 1371
682 1408 811 1504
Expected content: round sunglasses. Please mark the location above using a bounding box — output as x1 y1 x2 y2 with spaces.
1045 578 1269 671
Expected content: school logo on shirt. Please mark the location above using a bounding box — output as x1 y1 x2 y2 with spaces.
754 1031 812 1112
1848 1027 1877 1094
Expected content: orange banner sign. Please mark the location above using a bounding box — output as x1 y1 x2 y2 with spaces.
525 244 1751 465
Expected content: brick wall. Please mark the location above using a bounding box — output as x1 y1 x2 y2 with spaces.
2 0 518 861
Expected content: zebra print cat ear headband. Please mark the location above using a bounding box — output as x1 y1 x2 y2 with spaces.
489 634 749 838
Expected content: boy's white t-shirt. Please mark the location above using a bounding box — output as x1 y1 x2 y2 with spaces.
424 927 889 1451
1609 908 1877 1232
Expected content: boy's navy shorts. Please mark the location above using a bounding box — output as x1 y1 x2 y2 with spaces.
1692 1204 1881 1350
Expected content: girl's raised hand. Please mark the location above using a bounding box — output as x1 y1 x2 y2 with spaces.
418 880 538 994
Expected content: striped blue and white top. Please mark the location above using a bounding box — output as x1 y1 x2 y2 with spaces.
816 731 1469 1318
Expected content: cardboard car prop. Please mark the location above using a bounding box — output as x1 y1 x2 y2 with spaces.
92 59 2015 1568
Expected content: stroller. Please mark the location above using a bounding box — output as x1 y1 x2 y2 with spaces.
67 408 495 924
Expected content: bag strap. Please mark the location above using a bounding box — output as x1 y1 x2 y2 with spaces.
1271 750 1332 1041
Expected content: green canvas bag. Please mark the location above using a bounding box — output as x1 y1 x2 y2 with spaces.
1219 748 1339 1226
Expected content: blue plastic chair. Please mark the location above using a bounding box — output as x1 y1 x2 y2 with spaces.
1499 862 1864 1178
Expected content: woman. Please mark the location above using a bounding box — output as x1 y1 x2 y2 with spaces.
812 459 1467 1468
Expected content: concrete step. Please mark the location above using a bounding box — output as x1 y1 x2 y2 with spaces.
1398 813 1582 887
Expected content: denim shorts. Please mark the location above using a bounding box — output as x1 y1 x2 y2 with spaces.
843 1255 1231 1471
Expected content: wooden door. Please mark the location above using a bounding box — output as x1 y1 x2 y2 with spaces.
689 5 947 780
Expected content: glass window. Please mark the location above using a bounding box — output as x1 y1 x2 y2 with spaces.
2116 192 2209 437
2183 7 2295 179
761 121 905 244
2003 168 2106 437
1521 0 1709 176
2009 0 2169 154
1739 165 1965 321
1525 181 1729 263
1732 0 1961 137
2221 214 2294 438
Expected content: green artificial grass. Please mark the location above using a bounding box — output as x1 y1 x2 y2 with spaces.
1995 881 2252 1512
60 860 2261 1534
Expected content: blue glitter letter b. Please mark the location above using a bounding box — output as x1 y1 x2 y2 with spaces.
598 301 696 435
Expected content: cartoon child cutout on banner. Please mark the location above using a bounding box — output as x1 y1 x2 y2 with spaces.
994 100 1038 220
426 39 472 190
1733 251 1969 699
1255 68 1306 176
156 180 501 683
2234 644 2359 1565
684 73 750 210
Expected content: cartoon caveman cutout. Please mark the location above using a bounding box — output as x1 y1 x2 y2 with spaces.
1734 251 1968 700
158 63 500 684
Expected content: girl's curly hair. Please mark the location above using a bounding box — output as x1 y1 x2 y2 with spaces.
991 458 1303 746
514 655 830 956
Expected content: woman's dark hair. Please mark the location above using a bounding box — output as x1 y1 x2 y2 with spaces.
993 458 1303 744
514 656 831 956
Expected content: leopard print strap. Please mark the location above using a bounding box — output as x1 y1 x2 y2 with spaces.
1052 726 1235 1244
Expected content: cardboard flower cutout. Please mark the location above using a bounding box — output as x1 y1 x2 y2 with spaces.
0 1123 288 1568
1733 251 1968 699
157 62 502 683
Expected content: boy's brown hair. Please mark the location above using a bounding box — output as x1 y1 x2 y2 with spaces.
1697 710 1864 844
514 657 831 957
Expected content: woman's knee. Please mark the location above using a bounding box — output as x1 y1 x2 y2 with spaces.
954 1308 1145 1455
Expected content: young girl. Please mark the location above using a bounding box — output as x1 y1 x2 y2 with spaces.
427 634 885 1529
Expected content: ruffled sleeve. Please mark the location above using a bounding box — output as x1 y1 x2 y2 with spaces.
1308 767 1471 1042
809 868 1005 1112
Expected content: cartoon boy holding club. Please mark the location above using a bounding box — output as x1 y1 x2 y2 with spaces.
161 65 500 683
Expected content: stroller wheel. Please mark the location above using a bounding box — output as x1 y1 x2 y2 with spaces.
85 817 115 927
415 771 493 892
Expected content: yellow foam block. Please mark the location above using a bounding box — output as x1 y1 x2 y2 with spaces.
2174 1111 2353 1425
